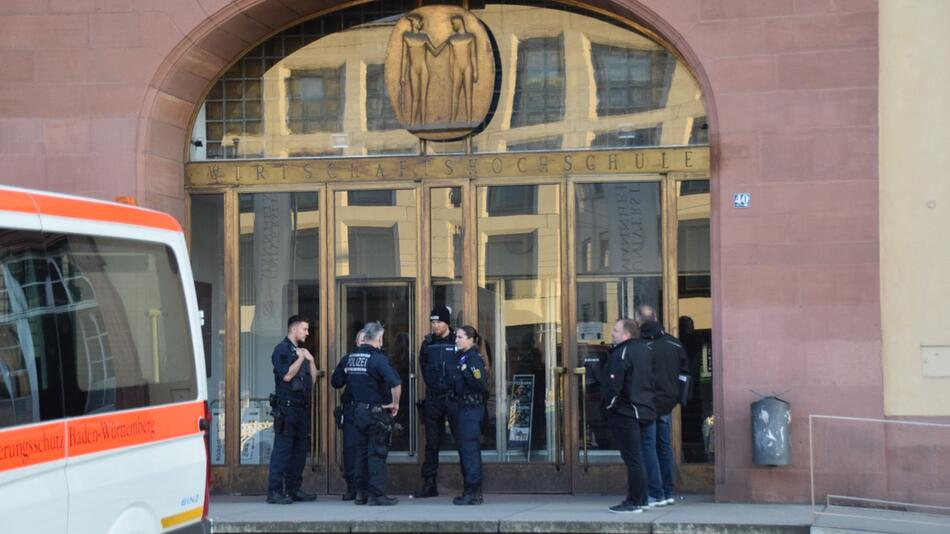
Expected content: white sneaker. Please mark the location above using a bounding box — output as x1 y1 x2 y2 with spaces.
647 497 666 508
664 497 676 506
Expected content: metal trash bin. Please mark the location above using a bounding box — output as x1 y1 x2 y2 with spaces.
751 396 790 466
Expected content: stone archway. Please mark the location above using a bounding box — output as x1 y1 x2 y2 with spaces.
135 0 717 220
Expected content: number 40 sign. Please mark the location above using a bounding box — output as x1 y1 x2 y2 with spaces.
733 192 751 208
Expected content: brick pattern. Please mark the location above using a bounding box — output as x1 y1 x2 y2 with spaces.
0 0 881 503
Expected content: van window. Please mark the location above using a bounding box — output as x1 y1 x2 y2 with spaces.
0 230 65 429
43 234 198 416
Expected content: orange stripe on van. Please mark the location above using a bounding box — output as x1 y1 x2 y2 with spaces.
0 189 39 216
67 401 204 458
30 192 182 232
0 422 66 472
0 402 204 471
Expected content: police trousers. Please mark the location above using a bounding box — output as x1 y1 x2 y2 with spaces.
421 394 458 479
340 403 358 486
456 404 484 487
267 404 310 494
353 404 393 497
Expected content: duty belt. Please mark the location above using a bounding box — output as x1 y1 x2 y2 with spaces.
275 397 310 409
428 390 453 400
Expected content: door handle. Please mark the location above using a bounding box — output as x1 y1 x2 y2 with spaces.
310 369 325 472
572 366 589 472
552 367 567 470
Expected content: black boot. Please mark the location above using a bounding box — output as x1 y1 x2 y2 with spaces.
368 495 399 506
453 485 483 505
413 477 438 498
288 488 317 502
266 490 293 505
354 491 368 505
342 483 357 501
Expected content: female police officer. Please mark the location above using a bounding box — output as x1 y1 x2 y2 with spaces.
452 325 488 505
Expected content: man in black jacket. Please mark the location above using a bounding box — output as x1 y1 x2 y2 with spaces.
637 305 688 507
603 318 655 514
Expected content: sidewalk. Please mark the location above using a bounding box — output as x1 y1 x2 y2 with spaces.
209 494 815 533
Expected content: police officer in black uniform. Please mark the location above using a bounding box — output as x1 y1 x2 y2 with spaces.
413 305 458 498
333 329 365 500
331 321 402 506
603 318 655 514
452 325 489 505
266 315 318 504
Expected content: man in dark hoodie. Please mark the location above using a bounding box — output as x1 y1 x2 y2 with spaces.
636 305 688 507
603 318 655 514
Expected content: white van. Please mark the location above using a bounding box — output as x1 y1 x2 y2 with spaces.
0 187 211 534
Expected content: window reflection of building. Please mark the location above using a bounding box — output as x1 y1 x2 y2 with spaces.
286 67 345 134
365 64 401 131
510 36 565 128
591 44 676 116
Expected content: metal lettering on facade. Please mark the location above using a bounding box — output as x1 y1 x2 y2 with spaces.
185 147 709 187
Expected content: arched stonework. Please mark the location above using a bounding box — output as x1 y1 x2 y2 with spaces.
136 0 717 219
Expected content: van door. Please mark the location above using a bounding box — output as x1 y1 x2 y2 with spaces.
0 224 69 533
43 230 205 534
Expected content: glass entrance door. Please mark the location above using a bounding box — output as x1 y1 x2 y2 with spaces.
474 183 570 491
330 187 419 492
570 180 664 492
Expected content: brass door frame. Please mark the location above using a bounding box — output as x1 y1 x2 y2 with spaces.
565 173 713 494
187 166 712 494
189 185 330 493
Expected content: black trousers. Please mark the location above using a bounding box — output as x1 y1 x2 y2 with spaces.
341 403 358 487
353 404 393 497
267 404 309 494
608 413 647 506
421 395 458 479
456 404 484 487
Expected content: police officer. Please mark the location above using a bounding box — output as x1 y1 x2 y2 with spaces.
332 329 365 500
333 321 402 506
603 318 655 514
413 305 458 498
266 315 318 504
452 325 488 505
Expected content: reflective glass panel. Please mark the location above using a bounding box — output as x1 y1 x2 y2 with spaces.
574 181 662 462
477 183 560 462
190 194 227 464
676 179 713 463
334 189 418 457
238 192 320 465
190 2 707 161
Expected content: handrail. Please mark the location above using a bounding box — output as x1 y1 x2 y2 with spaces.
573 366 588 472
552 366 567 471
310 369 326 472
809 414 950 528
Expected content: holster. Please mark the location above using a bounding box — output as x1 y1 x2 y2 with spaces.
334 404 344 430
370 409 394 446
272 408 286 435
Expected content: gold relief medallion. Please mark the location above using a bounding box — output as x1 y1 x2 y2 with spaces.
385 5 496 140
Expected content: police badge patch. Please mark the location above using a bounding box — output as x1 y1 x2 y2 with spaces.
473 368 481 379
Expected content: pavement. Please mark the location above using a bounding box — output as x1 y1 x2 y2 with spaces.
209 494 950 533
209 493 817 533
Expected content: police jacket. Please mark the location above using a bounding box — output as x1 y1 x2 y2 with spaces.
331 343 401 405
272 337 312 399
455 347 488 403
419 331 459 393
640 321 688 416
601 338 655 422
